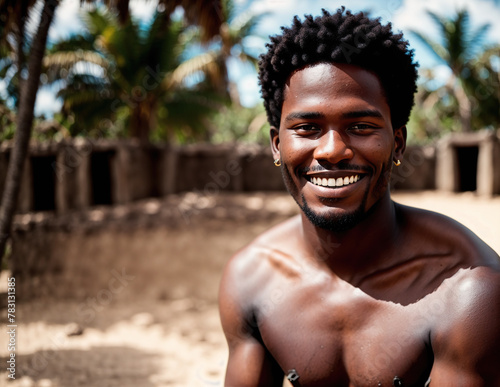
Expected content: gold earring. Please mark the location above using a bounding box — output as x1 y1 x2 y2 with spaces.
274 159 281 167
394 159 401 166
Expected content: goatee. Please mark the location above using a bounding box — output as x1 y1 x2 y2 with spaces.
280 155 393 233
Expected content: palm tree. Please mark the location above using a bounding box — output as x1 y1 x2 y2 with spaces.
0 0 59 265
0 0 223 262
188 0 267 106
44 8 224 142
410 9 491 132
465 46 500 131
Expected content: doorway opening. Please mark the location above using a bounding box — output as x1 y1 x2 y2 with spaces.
90 151 114 205
32 156 57 211
455 146 479 192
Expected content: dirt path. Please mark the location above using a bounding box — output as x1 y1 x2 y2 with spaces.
1 191 499 387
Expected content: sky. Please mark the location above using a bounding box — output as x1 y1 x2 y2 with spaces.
28 0 500 115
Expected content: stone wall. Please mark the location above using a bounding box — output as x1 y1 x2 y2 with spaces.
0 141 286 215
3 134 499 217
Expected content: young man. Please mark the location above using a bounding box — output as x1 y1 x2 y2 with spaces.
219 8 500 386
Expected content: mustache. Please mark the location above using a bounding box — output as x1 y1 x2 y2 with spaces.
297 163 371 175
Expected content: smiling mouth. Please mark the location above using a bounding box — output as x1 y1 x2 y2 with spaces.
306 174 363 188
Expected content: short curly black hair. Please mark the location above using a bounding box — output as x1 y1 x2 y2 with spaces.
258 7 419 130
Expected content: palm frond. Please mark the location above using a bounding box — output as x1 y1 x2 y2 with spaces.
43 50 109 69
426 11 448 38
409 30 448 64
468 23 491 56
180 0 224 42
47 35 96 53
59 87 106 108
229 10 269 40
166 51 221 88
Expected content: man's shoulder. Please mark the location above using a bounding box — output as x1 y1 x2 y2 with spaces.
426 265 500 382
440 265 500 305
396 201 476 236
396 202 500 265
432 265 500 344
229 214 302 267
220 215 303 300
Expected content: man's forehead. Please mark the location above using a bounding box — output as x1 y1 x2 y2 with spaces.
286 61 380 83
283 62 385 100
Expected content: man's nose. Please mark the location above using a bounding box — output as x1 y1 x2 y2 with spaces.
313 129 354 164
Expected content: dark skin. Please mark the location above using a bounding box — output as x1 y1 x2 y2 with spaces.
219 63 500 386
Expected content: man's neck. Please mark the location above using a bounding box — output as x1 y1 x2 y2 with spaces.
300 191 400 285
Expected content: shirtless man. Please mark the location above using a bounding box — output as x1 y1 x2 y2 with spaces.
219 8 500 386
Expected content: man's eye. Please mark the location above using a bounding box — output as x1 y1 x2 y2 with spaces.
294 125 319 133
349 124 376 132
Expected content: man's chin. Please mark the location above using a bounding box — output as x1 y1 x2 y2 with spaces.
300 194 368 233
302 204 365 233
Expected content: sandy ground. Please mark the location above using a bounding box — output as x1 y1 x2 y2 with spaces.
0 191 499 387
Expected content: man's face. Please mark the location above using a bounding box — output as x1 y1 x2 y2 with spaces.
271 62 405 232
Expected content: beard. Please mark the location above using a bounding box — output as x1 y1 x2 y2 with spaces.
281 155 393 233
300 192 369 232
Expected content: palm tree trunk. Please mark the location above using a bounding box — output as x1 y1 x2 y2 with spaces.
447 73 473 132
130 103 150 143
15 1 28 96
0 0 59 262
130 95 159 143
455 80 472 132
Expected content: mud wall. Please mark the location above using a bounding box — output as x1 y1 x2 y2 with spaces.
0 140 440 217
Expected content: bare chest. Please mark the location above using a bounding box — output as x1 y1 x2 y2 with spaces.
256 283 436 386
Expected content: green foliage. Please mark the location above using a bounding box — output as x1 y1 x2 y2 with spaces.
408 44 500 144
0 0 269 145
409 9 499 136
2 1 268 145
208 103 270 146
184 0 268 104
465 47 500 130
415 10 490 72
0 24 23 109
0 102 16 141
44 7 225 142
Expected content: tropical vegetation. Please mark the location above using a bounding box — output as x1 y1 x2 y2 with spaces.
39 0 267 142
43 8 225 142
408 9 500 143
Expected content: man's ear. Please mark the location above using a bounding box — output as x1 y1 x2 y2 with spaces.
270 126 280 161
394 125 407 162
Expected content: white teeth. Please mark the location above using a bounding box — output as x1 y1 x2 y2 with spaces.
310 174 361 187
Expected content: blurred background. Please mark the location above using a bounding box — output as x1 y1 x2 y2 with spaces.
0 0 499 386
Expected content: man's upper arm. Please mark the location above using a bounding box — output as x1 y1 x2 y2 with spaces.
430 267 500 386
219 253 284 387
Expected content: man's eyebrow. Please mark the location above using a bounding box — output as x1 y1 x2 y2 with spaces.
284 109 384 124
341 109 383 119
284 111 325 123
